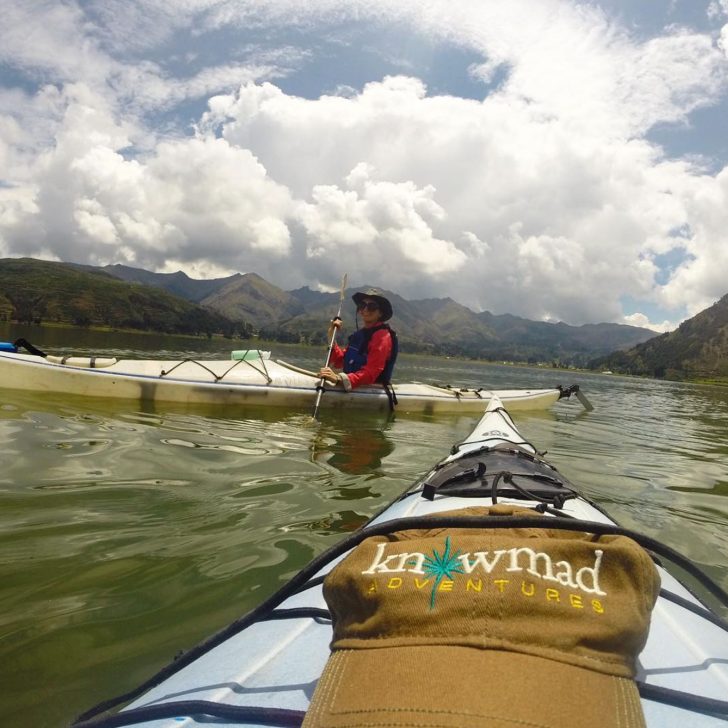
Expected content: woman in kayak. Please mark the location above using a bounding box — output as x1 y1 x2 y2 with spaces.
318 289 398 391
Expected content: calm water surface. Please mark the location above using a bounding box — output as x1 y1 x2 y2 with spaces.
1 325 728 727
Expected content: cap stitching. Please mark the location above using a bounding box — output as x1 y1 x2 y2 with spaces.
326 650 347 714
307 650 345 723
615 674 625 728
334 635 629 669
316 704 574 727
619 673 644 727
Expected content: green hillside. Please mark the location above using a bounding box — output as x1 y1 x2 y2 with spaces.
0 258 245 337
590 293 728 380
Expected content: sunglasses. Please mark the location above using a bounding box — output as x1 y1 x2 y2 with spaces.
357 301 380 312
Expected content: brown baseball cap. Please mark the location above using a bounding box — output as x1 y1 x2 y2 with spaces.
303 505 661 728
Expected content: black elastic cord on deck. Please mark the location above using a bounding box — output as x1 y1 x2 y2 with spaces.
160 358 222 380
292 574 326 595
73 702 305 728
637 682 728 718
268 607 331 624
658 588 728 633
487 471 570 509
159 356 272 384
491 471 509 504
75 514 728 726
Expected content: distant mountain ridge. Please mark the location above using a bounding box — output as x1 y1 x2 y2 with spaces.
0 257 663 366
92 264 242 303
93 262 657 365
201 273 305 326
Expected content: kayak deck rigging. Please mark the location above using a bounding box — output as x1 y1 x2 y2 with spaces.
73 410 728 728
157 355 274 384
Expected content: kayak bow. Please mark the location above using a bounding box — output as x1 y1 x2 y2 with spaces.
74 397 728 727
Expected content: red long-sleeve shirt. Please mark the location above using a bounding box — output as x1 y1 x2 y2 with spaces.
330 326 393 389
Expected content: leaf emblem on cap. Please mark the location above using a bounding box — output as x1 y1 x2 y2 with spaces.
423 536 464 610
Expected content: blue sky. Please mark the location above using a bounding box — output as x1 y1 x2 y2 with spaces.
2 1 728 331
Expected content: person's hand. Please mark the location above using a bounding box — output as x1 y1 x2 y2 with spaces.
318 366 341 385
327 317 342 340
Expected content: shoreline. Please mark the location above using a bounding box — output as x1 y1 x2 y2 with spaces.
2 320 726 387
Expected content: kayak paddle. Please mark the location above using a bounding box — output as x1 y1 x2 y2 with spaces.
312 273 348 421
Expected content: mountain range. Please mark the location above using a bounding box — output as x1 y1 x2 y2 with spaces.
5 257 725 379
94 262 657 365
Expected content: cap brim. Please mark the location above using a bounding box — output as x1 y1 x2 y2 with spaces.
303 645 644 728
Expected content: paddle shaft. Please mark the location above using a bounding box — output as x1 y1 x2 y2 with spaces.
312 274 347 419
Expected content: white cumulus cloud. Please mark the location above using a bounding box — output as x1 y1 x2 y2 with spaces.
2 0 728 331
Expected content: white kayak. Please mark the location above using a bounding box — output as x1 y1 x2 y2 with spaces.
73 397 728 727
0 347 586 413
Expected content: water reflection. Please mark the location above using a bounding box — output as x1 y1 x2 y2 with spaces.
311 421 395 476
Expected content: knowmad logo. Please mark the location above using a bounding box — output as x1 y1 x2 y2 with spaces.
423 536 464 609
361 538 607 612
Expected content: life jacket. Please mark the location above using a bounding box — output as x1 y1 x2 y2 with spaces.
343 323 398 384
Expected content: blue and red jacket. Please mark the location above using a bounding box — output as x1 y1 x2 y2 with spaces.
330 323 398 390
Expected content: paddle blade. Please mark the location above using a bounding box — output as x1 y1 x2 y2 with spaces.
575 388 594 411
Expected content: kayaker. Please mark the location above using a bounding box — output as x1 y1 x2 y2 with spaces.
318 288 398 391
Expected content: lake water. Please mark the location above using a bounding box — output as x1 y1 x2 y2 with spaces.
1 324 728 727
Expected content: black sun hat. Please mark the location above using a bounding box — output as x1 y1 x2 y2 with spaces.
352 288 393 321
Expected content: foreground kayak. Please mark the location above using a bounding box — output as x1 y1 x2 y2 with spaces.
74 398 728 727
0 348 587 413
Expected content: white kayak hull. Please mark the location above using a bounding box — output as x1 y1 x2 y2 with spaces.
74 398 728 727
0 351 571 413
